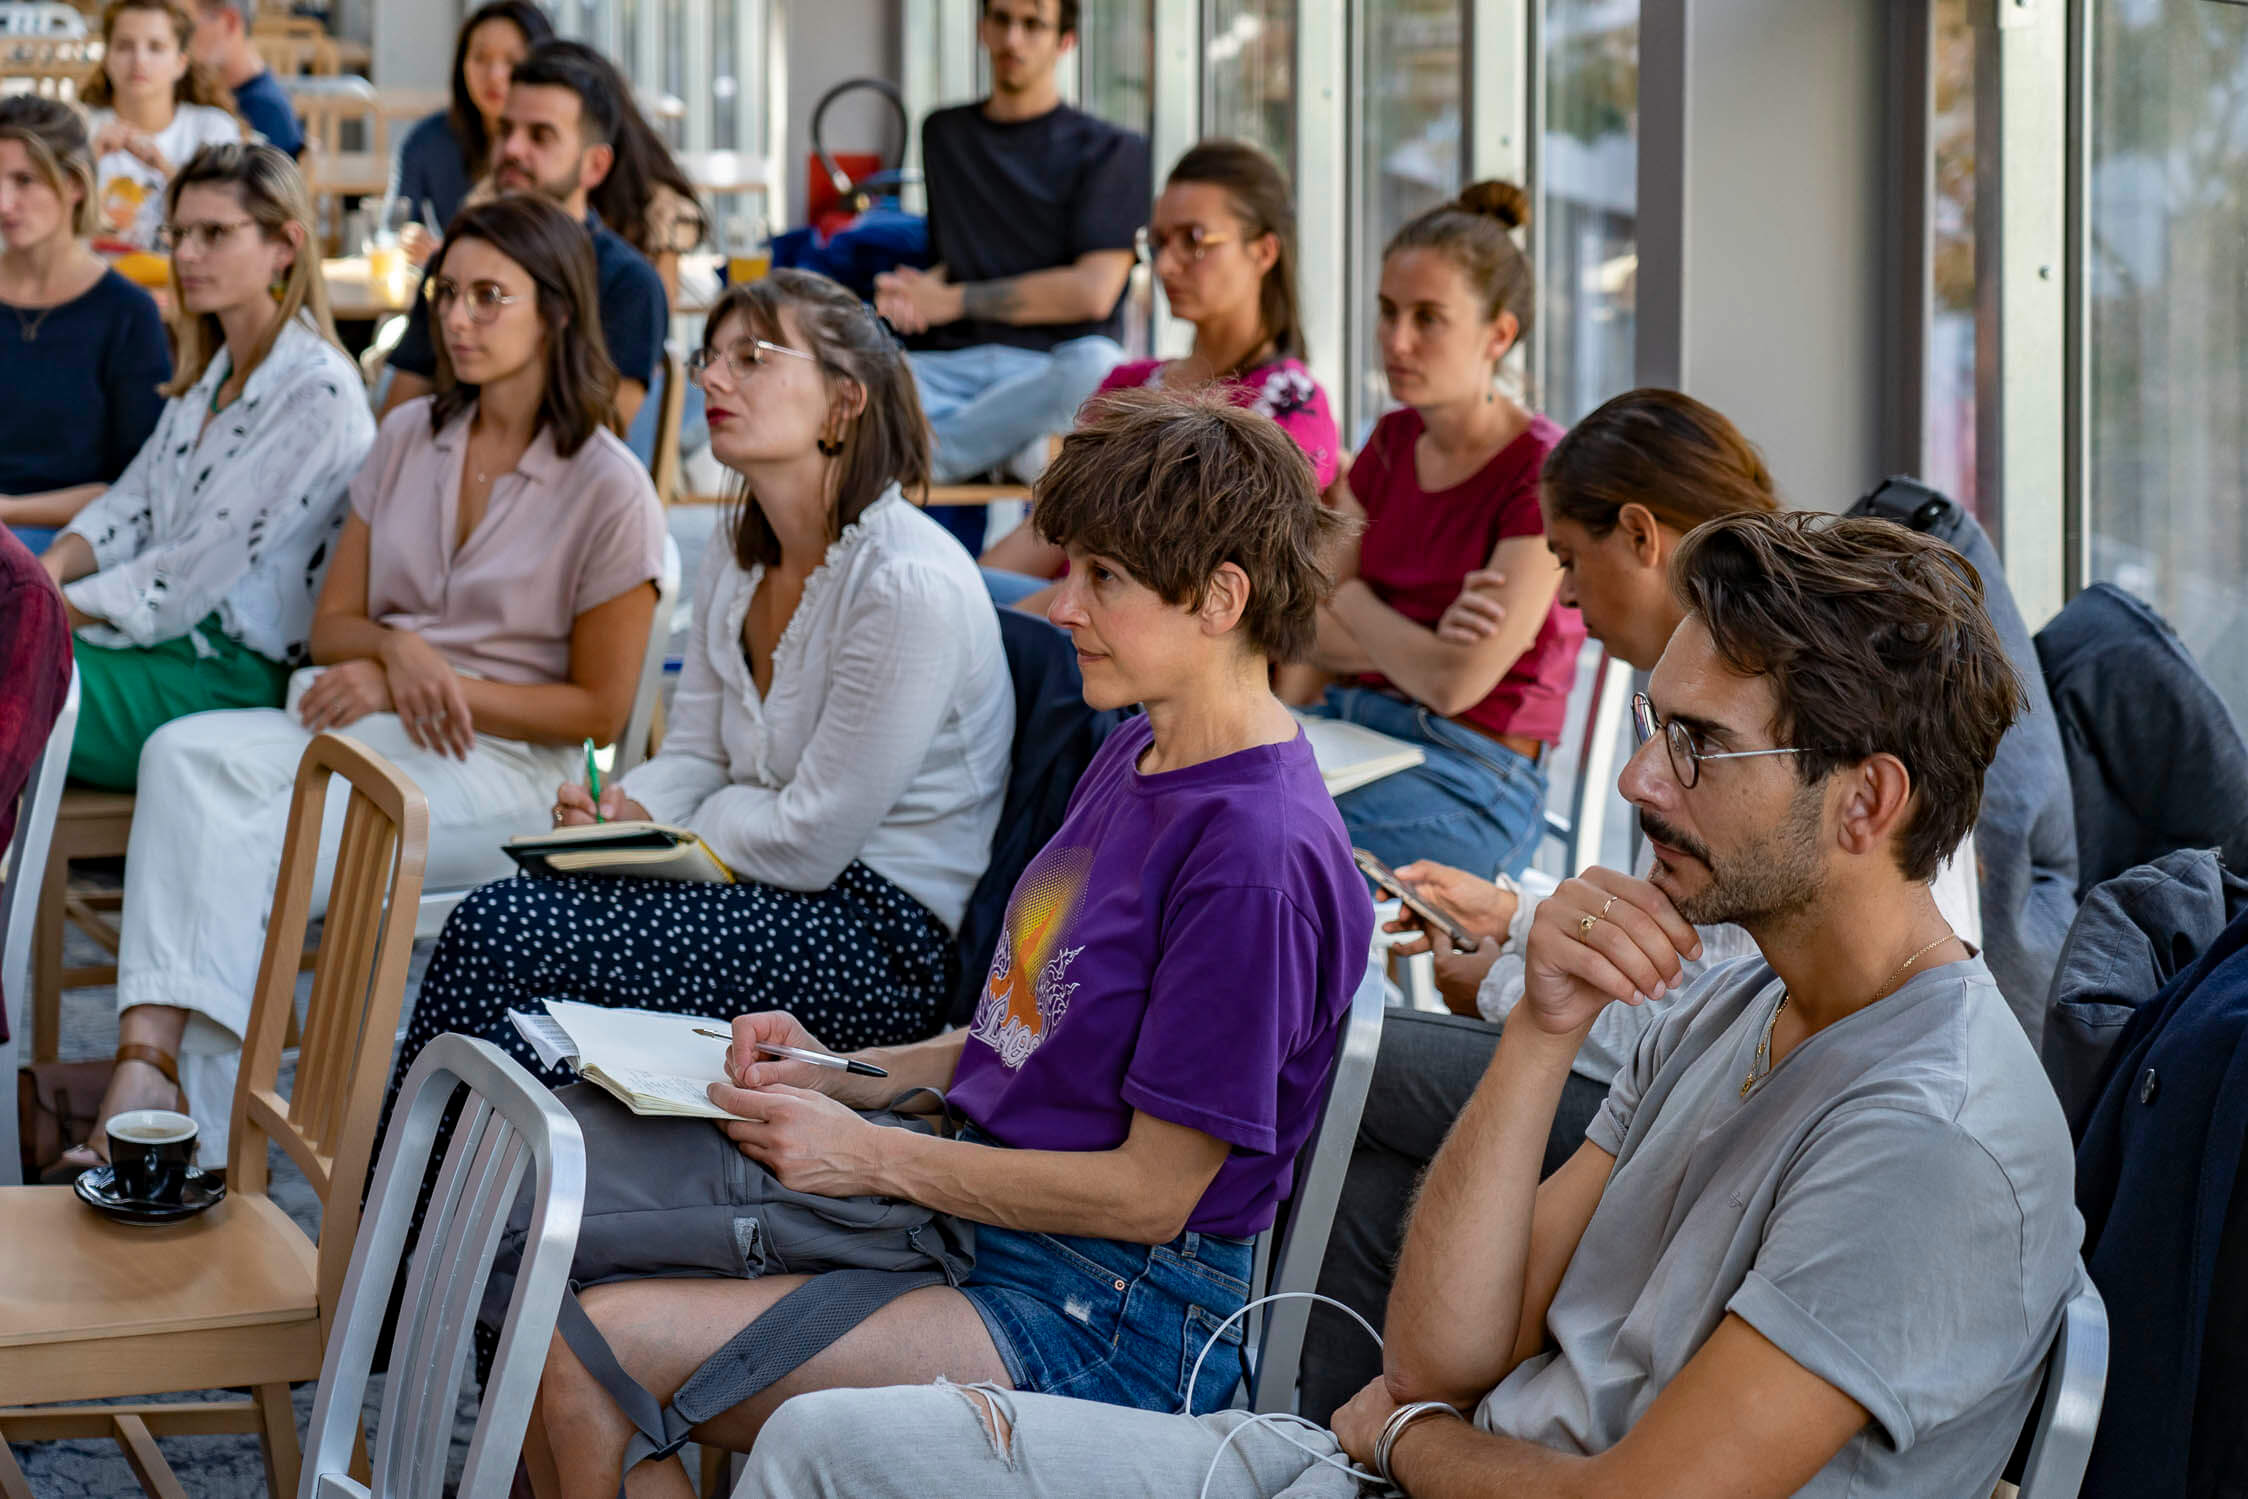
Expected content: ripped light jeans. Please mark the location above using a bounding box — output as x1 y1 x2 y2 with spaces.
743 1380 1360 1499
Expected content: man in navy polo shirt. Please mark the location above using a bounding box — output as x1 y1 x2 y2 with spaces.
188 0 304 158
377 42 667 436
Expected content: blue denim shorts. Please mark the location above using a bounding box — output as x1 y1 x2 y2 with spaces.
953 1126 1252 1415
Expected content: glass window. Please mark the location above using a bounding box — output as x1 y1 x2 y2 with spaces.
2087 0 2248 714
1353 0 1464 439
1076 0 1154 135
1926 0 1976 512
1204 0 1294 170
1537 0 1638 426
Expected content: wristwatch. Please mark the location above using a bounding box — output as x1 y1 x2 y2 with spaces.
1375 1400 1463 1490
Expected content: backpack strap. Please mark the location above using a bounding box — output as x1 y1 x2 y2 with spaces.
558 1267 952 1498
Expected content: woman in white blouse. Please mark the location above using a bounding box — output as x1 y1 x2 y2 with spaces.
41 141 371 791
397 267 1010 1109
50 194 666 1175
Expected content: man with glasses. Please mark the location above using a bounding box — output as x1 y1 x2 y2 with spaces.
744 511 2083 1499
379 41 666 437
873 0 1148 552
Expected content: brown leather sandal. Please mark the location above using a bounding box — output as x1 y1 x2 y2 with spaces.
35 1045 187 1184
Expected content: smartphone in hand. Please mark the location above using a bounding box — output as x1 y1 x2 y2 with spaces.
1353 848 1481 951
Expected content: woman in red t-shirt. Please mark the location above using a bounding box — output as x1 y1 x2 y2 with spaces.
1293 180 1585 879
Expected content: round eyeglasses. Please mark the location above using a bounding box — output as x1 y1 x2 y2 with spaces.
687 338 819 387
429 278 524 325
1630 692 1805 790
154 218 256 254
1135 224 1236 265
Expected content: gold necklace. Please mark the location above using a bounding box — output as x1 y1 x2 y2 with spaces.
1740 932 1957 1099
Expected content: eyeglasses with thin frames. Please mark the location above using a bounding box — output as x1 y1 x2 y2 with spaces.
687 338 819 387
1135 224 1236 266
429 278 524 325
155 218 257 254
1631 692 1805 790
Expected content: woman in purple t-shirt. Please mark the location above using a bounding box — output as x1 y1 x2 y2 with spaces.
979 139 1340 610
525 392 1376 1487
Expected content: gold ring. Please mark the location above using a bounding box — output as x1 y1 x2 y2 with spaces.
1601 895 1619 917
1578 912 1601 938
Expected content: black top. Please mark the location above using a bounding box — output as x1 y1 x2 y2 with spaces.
915 102 1149 353
393 110 476 232
0 269 171 496
231 68 303 158
389 210 668 391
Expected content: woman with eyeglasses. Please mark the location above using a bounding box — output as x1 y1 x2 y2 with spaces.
383 267 1009 1130
978 139 1338 610
44 192 667 1178
1295 388 1984 1423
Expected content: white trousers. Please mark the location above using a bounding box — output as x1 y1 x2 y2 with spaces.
115 671 576 1162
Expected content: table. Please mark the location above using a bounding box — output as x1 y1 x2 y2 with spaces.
677 151 769 200
323 255 417 321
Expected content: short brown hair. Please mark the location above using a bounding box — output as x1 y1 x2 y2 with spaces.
1543 388 1779 536
1033 386 1348 662
428 194 618 457
1671 511 2023 882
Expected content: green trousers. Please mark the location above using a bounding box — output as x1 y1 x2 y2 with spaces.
68 614 294 789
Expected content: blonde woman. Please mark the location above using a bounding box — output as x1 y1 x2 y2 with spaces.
42 142 374 791
0 97 171 554
79 0 243 251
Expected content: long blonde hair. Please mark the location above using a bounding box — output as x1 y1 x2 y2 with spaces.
0 96 99 239
161 143 342 397
81 0 237 115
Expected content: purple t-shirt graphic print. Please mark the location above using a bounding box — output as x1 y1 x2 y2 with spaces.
951 715 1374 1237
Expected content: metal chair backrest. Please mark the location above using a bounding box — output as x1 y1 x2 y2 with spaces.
0 672 77 1186
228 733 429 1341
650 342 688 506
301 1034 584 1499
2015 1276 2109 1499
1537 643 1633 880
615 533 682 777
0 4 85 37
1246 951 1388 1412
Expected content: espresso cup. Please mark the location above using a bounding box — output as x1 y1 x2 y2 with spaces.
106 1108 198 1205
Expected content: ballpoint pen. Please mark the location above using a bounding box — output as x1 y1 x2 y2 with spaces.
693 1029 889 1078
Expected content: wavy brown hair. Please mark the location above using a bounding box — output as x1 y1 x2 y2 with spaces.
427 194 617 456
1671 511 2024 882
1543 388 1780 537
82 0 237 114
1034 386 1350 662
161 143 340 396
705 268 932 572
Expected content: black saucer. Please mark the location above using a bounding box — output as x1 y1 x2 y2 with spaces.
72 1164 227 1225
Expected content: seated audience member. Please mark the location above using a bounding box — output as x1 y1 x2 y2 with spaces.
391 0 555 260
567 42 703 306
0 98 170 555
1291 181 1583 880
187 0 303 158
980 138 1338 610
80 0 244 252
40 144 371 792
1299 389 1978 1419
874 0 1148 553
380 40 667 433
388 265 1008 1119
742 510 2084 1499
523 390 1374 1498
0 524 72 1029
49 195 663 1177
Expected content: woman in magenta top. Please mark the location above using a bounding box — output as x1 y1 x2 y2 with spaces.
1294 180 1585 880
979 139 1339 609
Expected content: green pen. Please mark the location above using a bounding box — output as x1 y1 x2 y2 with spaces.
583 736 604 823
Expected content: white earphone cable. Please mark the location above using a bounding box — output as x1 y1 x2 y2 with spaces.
1184 1290 1395 1499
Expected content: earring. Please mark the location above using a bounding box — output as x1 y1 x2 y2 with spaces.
816 429 846 457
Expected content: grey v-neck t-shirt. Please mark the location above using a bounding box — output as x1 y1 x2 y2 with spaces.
1476 955 2083 1496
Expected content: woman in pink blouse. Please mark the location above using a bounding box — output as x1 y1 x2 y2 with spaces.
60 194 666 1172
978 139 1339 610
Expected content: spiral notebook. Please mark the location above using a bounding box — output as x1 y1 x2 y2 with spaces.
502 820 735 884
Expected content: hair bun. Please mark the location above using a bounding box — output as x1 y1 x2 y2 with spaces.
1454 179 1529 231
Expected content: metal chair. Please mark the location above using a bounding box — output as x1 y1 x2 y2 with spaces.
1535 642 1635 882
0 674 76 1186
300 1034 586 1499
1245 950 1388 1412
2014 1277 2109 1499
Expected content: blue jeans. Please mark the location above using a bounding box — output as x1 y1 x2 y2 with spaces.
1305 685 1549 879
9 525 57 555
912 337 1124 551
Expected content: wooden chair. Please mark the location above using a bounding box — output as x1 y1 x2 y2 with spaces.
0 733 429 1499
252 30 337 76
29 786 135 1062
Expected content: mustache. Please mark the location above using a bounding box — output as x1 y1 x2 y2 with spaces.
1638 809 1713 867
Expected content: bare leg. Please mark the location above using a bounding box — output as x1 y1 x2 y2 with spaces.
535 1274 1011 1499
66 1003 190 1165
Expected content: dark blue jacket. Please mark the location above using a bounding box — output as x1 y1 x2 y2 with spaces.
2074 903 2248 1497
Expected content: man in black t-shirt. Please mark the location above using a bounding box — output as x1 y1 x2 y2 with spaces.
875 0 1149 551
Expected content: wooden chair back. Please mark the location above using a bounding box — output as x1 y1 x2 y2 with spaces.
650 341 688 505
294 83 377 159
252 30 336 76
228 733 429 1341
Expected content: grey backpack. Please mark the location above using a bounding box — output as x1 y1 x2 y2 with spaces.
478 1082 976 1491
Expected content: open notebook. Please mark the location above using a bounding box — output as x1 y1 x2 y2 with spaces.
510 999 742 1120
502 820 734 884
1292 712 1427 797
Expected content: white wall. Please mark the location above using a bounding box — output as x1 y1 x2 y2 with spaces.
371 0 457 93
781 0 907 230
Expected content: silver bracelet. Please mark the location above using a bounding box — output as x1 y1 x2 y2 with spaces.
1375 1400 1462 1490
